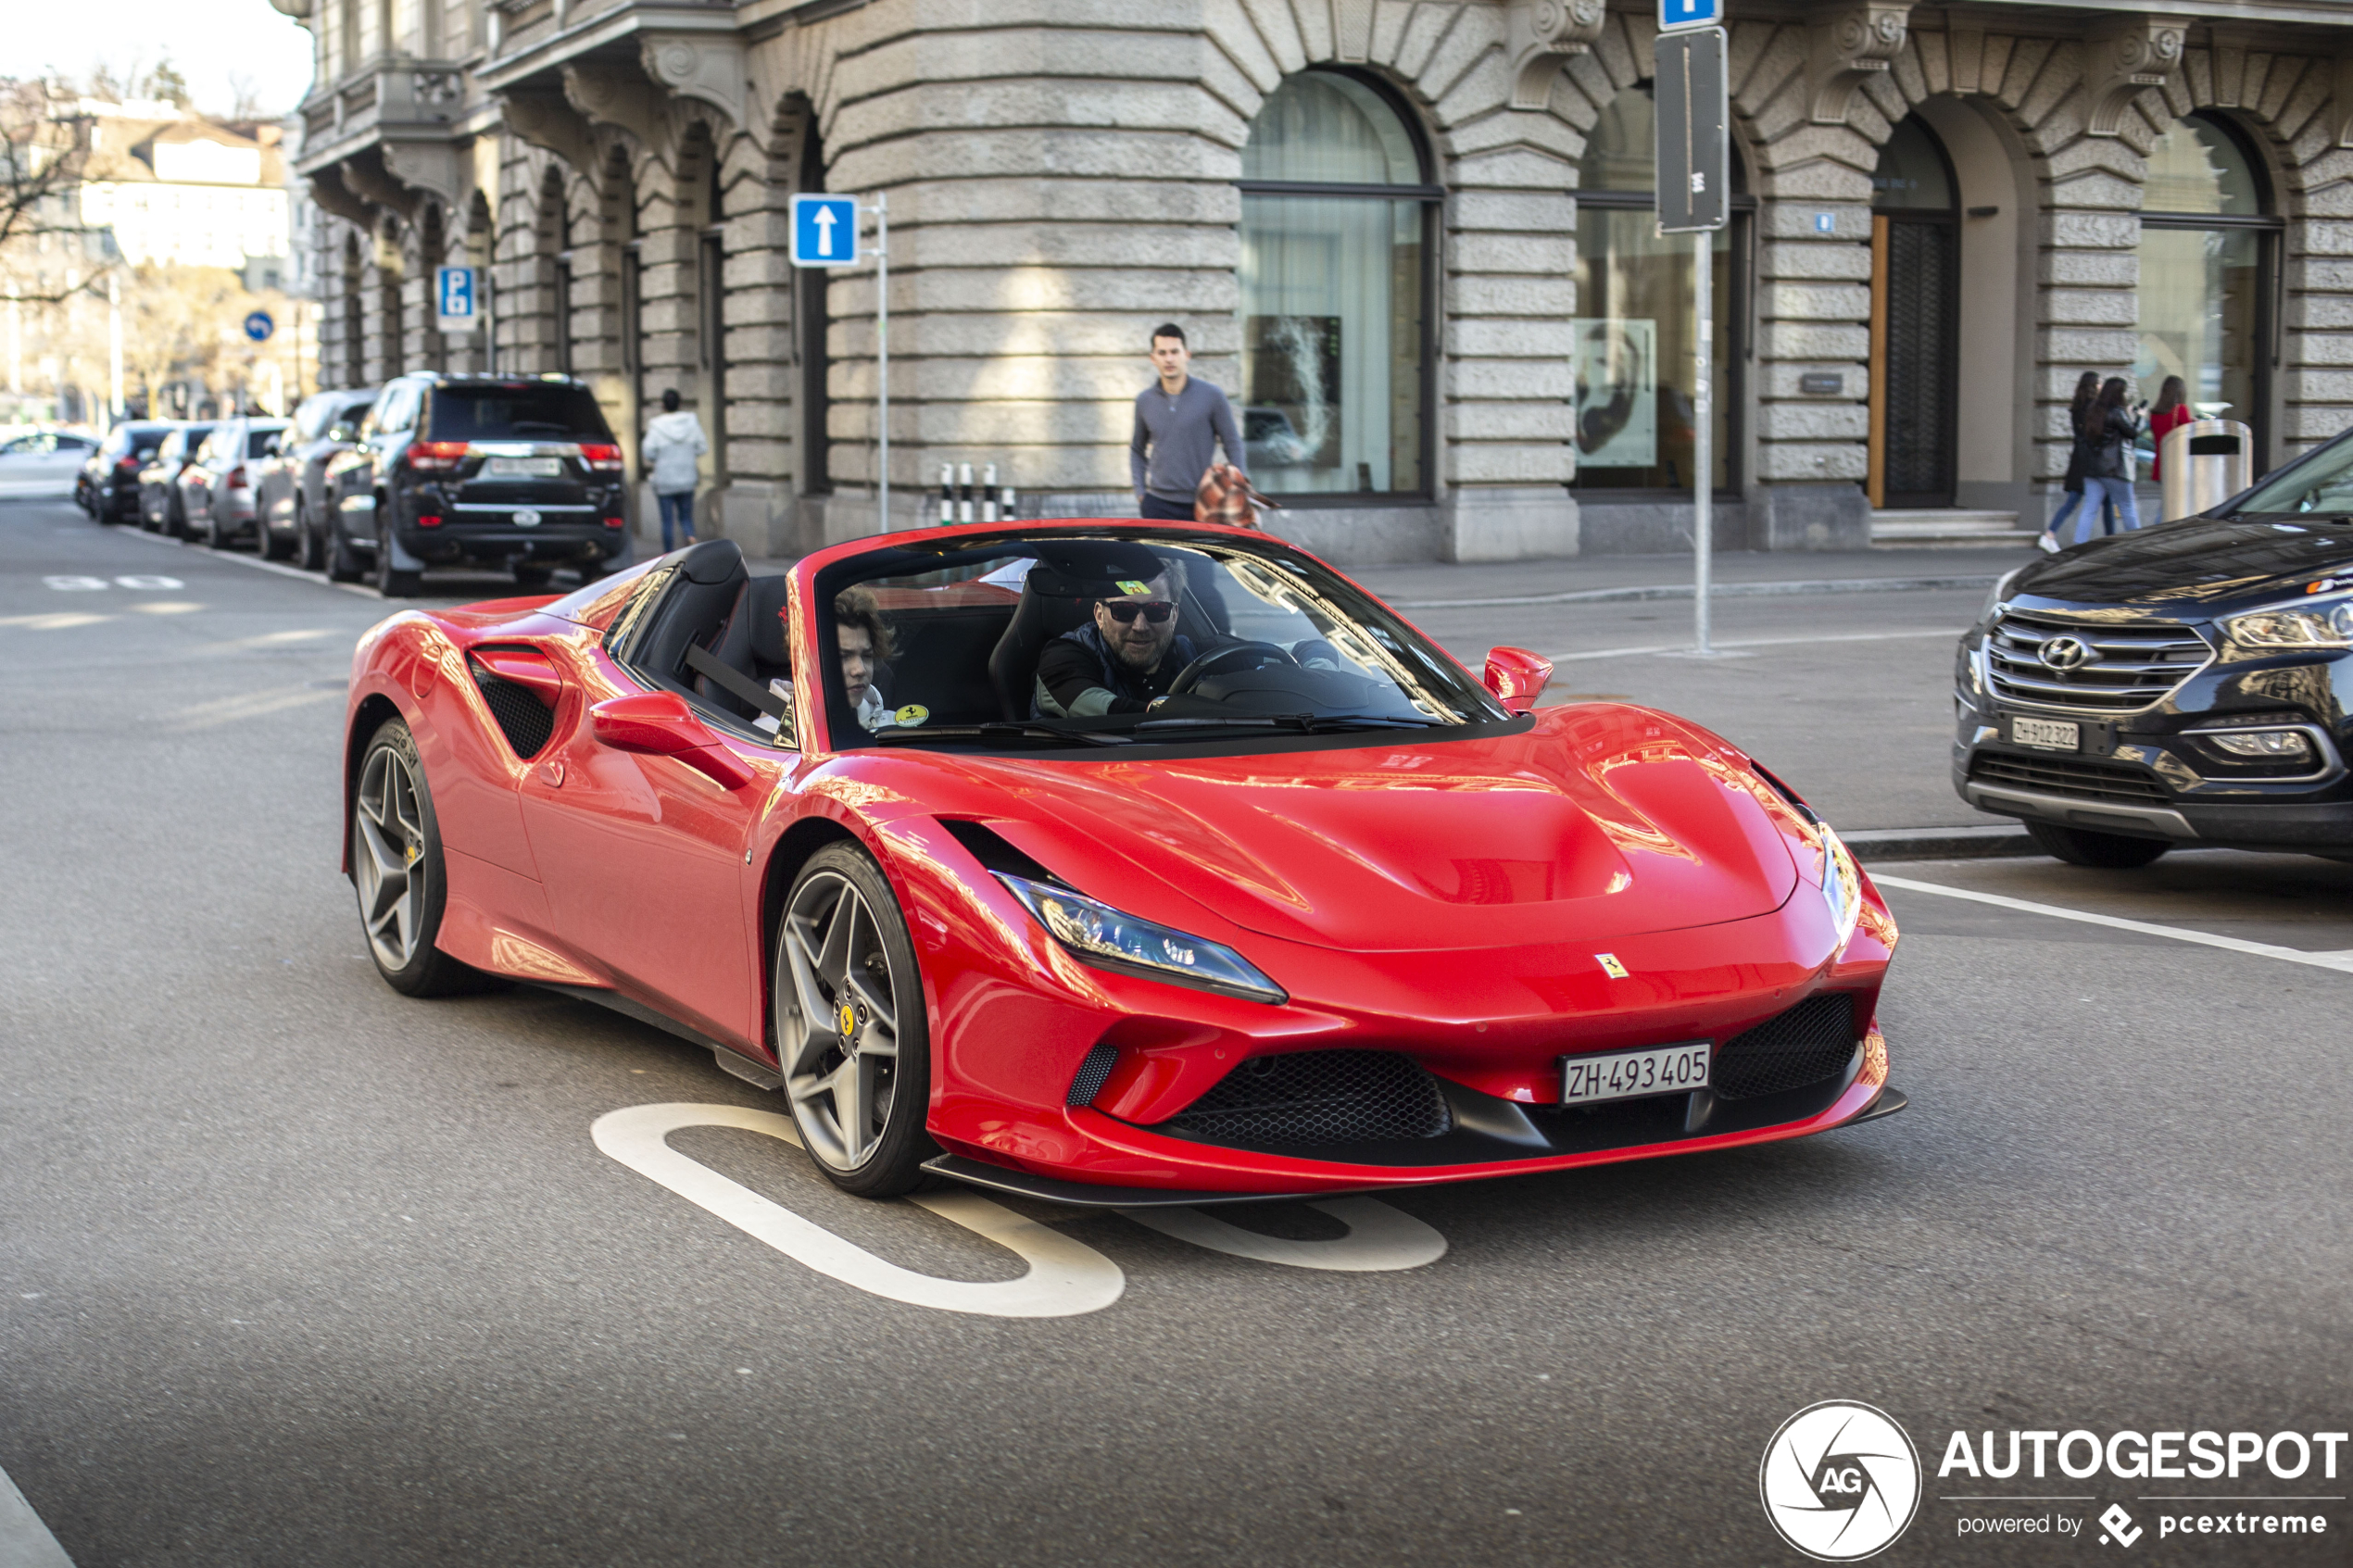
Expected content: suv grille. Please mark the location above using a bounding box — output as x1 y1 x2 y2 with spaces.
1968 753 2167 805
1985 610 2209 714
1715 994 1858 1100
1160 1050 1451 1146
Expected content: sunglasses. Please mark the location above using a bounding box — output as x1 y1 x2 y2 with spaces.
1100 599 1176 624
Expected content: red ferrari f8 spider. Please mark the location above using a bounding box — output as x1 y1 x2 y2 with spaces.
344 521 1904 1203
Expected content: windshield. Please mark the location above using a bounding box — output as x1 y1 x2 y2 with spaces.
2227 433 2353 517
812 530 1509 749
427 383 611 443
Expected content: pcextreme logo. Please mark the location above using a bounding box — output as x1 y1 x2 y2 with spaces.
1760 1401 1924 1561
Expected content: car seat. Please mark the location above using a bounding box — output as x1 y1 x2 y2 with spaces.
986 575 1092 720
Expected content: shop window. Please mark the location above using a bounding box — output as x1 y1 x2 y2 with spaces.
1238 72 1437 500
1571 87 1750 494
2136 113 2279 468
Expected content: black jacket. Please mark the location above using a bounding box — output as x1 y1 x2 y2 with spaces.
2084 405 2142 482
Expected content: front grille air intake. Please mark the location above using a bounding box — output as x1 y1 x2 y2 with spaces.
1984 609 2210 714
1714 994 1858 1099
474 671 555 758
1968 753 2168 805
1161 1050 1451 1146
1067 1044 1120 1108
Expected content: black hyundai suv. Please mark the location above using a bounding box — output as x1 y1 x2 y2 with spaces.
323 373 631 596
1954 427 2353 867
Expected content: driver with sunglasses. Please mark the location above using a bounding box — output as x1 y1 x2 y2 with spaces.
1032 569 1198 719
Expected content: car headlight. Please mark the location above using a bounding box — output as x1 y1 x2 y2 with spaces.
1817 824 1863 951
995 872 1287 1004
2223 599 2353 650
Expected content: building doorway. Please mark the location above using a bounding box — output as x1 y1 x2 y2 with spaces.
1869 117 1959 508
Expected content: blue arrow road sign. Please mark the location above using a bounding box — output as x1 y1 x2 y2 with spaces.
242 310 273 343
1659 0 1720 30
790 194 859 267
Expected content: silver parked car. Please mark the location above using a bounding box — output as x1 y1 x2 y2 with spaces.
182 417 291 550
253 387 377 567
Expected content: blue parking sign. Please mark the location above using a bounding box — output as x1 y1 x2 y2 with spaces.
1659 0 1719 30
790 194 859 267
436 266 477 332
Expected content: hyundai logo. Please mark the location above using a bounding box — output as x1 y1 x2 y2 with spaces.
514 508 541 527
2039 634 2097 671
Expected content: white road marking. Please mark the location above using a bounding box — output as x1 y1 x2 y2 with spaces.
113 528 383 597
591 1103 1126 1318
1119 1198 1446 1272
41 577 107 591
0 614 110 631
113 575 182 590
167 685 342 732
1873 874 2353 974
1546 628 1963 664
200 629 333 652
0 1461 75 1568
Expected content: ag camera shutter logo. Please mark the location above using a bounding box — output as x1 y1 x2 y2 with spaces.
1760 1400 1922 1561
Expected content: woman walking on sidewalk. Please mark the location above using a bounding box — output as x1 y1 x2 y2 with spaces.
2082 376 2145 535
2039 370 2113 553
2147 375 2193 483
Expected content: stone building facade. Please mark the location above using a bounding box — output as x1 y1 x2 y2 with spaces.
277 0 2353 563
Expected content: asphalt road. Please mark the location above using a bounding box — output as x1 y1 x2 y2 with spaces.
1 500 2345 1567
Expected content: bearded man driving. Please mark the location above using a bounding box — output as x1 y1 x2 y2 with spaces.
1032 568 1197 718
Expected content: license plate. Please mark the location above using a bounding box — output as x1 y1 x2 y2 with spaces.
2010 715 2081 751
485 457 562 477
1561 1041 1710 1106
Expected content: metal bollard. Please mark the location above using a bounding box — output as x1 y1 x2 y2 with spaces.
2159 419 2254 521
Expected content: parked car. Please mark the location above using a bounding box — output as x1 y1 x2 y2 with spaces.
0 430 100 498
182 416 292 549
341 522 1903 1203
325 373 629 596
137 424 215 534
77 423 174 521
255 387 377 566
1954 423 2353 866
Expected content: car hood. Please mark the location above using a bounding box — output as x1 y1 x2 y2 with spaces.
2013 513 2353 614
900 707 1804 953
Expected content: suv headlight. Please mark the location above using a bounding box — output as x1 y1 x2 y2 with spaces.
996 873 1286 1004
2223 599 2353 650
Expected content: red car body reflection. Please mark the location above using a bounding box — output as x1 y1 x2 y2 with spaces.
344 519 1903 1203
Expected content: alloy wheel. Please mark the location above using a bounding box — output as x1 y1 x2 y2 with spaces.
354 743 427 970
780 871 902 1172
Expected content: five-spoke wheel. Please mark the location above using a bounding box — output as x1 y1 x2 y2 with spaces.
351 717 476 996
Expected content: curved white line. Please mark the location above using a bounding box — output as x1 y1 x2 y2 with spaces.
590 1103 1125 1318
1119 1198 1447 1272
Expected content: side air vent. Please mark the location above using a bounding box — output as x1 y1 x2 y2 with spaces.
938 818 1056 880
472 668 555 759
1067 1044 1120 1108
1713 993 1858 1099
1159 1050 1451 1147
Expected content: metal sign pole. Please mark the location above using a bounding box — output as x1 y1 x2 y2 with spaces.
1693 230 1712 656
1654 20 1726 659
875 192 889 534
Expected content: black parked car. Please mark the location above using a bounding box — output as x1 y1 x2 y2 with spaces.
254 386 376 566
324 373 630 596
77 422 173 521
137 424 216 535
1955 430 2353 866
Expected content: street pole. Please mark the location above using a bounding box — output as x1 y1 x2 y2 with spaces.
1692 232 1712 656
107 274 125 420
875 190 889 534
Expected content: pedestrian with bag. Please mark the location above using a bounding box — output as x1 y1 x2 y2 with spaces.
643 388 709 551
2082 376 2145 534
2039 370 2114 553
1129 323 1247 521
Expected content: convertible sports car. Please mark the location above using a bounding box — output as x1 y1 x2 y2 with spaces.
344 520 1904 1203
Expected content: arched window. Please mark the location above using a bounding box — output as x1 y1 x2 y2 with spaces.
1238 72 1437 498
1572 86 1750 494
2137 113 2279 465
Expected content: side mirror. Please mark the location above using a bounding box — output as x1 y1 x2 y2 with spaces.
1482 646 1554 715
589 692 755 789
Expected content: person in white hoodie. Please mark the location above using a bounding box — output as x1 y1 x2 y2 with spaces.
642 388 709 550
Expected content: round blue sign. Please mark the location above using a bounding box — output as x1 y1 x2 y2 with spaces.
243 311 274 343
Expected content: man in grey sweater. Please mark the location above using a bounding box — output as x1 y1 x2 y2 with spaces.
1129 322 1247 520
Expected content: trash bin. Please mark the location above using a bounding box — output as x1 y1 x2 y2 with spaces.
2159 419 2253 521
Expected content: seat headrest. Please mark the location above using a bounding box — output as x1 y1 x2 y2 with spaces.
675 536 747 585
748 575 791 666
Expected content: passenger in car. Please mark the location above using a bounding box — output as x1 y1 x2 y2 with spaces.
834 586 899 731
1033 567 1198 718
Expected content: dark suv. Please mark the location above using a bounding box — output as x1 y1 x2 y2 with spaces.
323 374 630 596
1953 425 2353 867
78 422 173 521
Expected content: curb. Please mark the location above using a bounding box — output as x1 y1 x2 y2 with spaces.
1389 575 2001 610
1843 825 2036 863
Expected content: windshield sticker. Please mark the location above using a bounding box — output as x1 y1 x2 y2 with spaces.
1115 579 1151 596
894 704 929 728
2307 578 2341 594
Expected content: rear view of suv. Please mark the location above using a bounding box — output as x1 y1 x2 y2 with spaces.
324 374 630 596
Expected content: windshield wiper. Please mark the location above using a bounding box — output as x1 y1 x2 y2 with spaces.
870 721 1131 747
1132 712 1447 735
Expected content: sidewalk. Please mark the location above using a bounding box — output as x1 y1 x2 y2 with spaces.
1346 546 2024 606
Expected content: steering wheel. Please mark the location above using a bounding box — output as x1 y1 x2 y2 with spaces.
1166 640 1298 696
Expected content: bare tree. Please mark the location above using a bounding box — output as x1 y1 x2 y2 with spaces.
0 77 112 306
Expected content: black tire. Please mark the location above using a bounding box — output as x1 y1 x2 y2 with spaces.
2024 821 2171 869
512 563 553 590
258 509 293 561
351 716 483 997
326 506 364 582
199 504 225 550
774 842 936 1198
296 497 324 571
163 492 187 539
375 514 420 597
138 495 160 533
